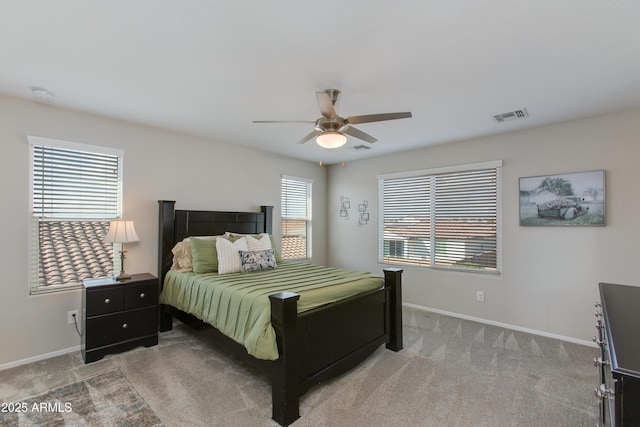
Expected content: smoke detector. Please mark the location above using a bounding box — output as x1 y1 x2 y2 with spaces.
493 108 528 123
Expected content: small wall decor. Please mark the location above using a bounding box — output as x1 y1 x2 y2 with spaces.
340 196 350 220
358 201 369 226
519 170 605 226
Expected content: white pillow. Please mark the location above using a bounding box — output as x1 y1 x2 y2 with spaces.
216 237 248 274
246 234 272 251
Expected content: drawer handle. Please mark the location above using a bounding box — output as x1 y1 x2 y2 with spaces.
140 293 145 298
122 323 128 329
104 298 111 304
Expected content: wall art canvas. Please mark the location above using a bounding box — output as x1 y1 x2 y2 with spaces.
519 170 605 226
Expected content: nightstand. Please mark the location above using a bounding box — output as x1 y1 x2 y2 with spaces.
82 273 158 363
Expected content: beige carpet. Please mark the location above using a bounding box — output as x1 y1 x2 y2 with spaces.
0 307 599 426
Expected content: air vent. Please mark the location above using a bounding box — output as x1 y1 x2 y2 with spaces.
493 108 529 123
352 145 371 151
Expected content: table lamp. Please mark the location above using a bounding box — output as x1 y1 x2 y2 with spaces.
104 219 139 281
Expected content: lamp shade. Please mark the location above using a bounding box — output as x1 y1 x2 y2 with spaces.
316 132 347 149
104 220 140 244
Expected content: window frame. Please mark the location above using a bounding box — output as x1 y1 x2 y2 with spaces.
378 160 502 274
28 135 124 294
281 174 312 260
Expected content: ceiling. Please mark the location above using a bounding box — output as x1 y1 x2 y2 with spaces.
1 1 639 165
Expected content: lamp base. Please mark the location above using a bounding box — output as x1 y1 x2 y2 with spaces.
115 249 131 281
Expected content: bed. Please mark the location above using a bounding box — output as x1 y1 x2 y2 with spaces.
157 200 403 426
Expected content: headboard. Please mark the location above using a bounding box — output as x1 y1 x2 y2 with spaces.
158 200 273 287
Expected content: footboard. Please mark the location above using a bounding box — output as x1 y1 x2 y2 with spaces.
269 268 403 426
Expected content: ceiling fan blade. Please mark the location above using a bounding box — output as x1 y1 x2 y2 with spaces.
253 120 315 124
316 91 337 118
346 112 412 125
343 126 378 143
297 129 322 145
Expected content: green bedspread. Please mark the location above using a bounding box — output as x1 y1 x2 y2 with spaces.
159 261 384 360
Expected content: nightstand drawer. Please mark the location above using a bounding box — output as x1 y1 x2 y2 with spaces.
125 282 157 310
85 307 157 349
86 288 124 316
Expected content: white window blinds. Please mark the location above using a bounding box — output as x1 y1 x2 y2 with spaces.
381 176 432 265
281 175 312 259
32 145 121 219
379 161 501 273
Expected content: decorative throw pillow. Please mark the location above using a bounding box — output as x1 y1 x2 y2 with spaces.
190 237 220 274
226 232 283 263
182 235 220 242
239 249 277 273
216 236 248 274
246 234 272 251
269 235 283 264
172 235 223 272
171 241 193 272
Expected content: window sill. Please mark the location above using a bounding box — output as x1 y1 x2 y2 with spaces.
30 283 84 296
378 260 501 277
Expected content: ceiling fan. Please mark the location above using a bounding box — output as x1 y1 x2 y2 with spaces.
253 89 412 149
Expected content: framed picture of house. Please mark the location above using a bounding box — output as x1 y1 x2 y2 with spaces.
519 170 605 226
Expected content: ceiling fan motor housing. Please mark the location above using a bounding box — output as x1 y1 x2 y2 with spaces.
315 117 348 133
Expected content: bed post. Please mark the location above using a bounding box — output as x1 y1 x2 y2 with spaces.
269 291 301 426
261 205 273 235
383 268 403 352
158 200 176 332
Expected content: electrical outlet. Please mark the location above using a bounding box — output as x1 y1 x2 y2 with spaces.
67 310 79 325
476 291 485 302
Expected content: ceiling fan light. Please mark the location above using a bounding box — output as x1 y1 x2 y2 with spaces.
316 132 347 149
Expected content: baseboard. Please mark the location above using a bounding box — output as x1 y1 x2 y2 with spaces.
403 302 597 348
0 345 81 372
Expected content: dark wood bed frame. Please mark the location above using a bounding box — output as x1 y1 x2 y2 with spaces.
157 200 403 426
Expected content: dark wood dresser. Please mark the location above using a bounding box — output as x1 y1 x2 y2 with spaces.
82 273 159 363
595 283 640 426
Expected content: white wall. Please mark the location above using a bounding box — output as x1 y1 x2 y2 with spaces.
327 108 640 344
0 94 326 367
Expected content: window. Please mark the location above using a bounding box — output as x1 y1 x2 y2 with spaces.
29 136 124 293
281 175 312 259
378 161 501 273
